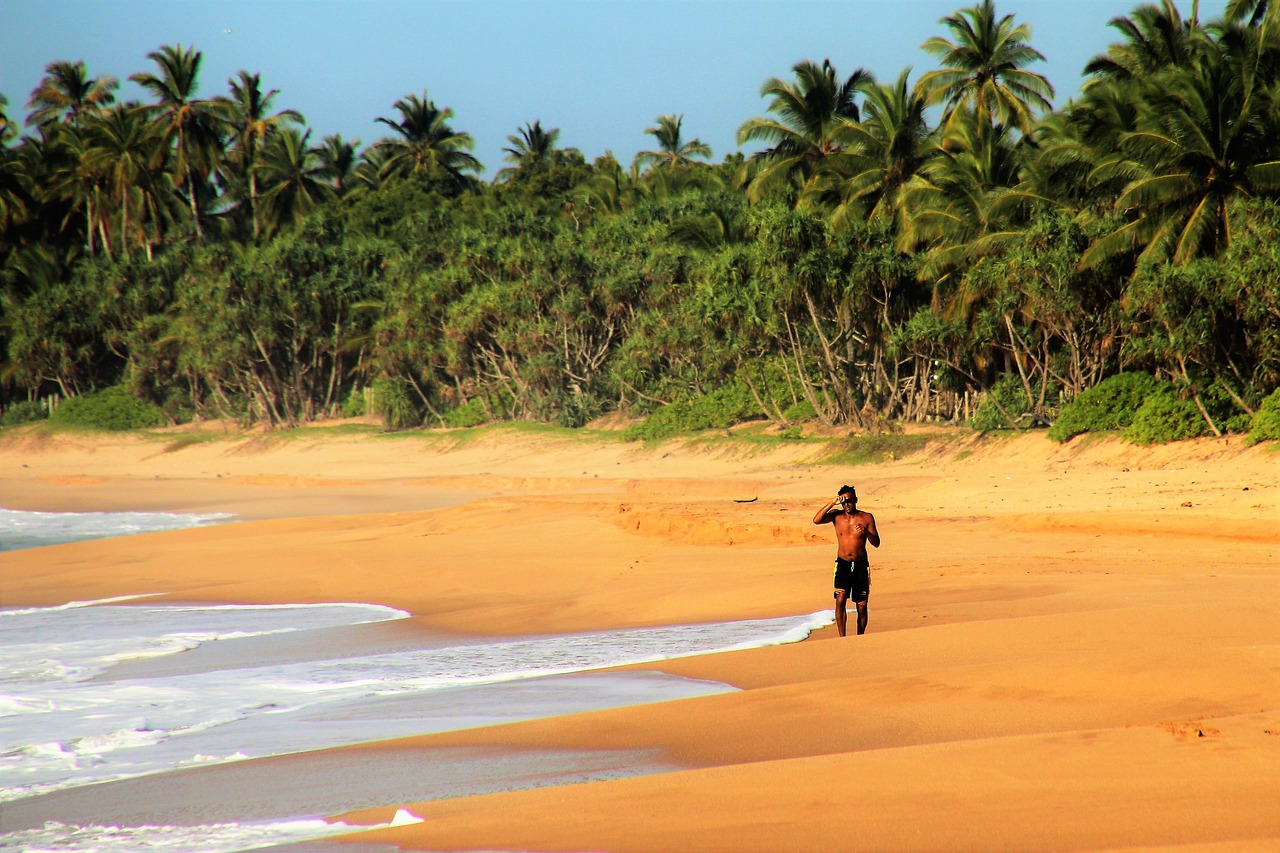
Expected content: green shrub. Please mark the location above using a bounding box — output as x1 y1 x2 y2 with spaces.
1246 388 1280 444
370 378 420 429
624 383 762 441
0 400 49 427
341 386 369 418
1048 372 1167 442
970 373 1032 431
443 398 491 428
782 398 817 422
49 387 167 431
1124 391 1209 445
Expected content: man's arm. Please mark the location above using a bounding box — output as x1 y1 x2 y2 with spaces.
864 512 881 548
812 497 841 525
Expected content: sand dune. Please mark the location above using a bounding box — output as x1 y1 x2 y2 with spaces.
1 424 1276 850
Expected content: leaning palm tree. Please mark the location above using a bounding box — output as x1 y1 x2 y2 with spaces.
373 91 481 185
129 44 229 240
737 59 871 202
219 70 303 240
633 114 711 172
26 60 117 129
495 120 560 182
917 0 1054 135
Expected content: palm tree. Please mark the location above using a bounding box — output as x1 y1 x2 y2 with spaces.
1081 23 1280 267
1225 0 1272 25
737 59 871 202
373 91 481 185
633 114 711 172
41 123 109 255
129 44 228 240
26 60 117 128
219 71 303 240
314 133 361 195
495 120 560 182
830 68 934 228
1 93 16 143
82 104 166 258
917 0 1054 135
897 115 1023 282
1083 0 1199 83
256 128 332 234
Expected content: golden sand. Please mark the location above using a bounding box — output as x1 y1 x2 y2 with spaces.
2 424 1277 851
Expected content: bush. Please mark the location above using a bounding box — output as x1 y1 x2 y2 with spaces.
970 373 1032 431
624 383 762 441
370 378 421 429
49 387 167 431
1124 391 1209 445
0 400 49 427
1048 372 1167 442
340 386 369 418
782 398 817 423
443 397 491 428
1246 388 1280 445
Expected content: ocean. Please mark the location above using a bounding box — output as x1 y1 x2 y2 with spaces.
0 509 830 852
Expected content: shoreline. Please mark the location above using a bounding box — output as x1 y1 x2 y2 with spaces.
1 426 1277 850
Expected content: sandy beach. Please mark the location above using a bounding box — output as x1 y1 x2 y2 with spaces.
2 422 1277 851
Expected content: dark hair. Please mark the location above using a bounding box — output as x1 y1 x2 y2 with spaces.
838 484 856 497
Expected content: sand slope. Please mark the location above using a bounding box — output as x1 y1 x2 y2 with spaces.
1 425 1276 851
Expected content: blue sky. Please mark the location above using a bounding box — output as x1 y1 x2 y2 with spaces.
2 0 1229 177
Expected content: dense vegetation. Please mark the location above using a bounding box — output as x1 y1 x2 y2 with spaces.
2 0 1278 441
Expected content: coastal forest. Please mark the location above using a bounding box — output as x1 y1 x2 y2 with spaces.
2 0 1279 442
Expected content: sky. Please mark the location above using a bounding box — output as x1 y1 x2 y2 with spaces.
1 0 1231 178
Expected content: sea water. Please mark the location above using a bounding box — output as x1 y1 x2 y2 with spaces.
0 510 831 852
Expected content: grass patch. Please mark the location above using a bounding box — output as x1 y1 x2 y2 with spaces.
815 433 936 465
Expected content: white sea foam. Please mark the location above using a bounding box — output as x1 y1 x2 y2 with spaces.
0 509 833 851
0 508 231 552
0 817 355 852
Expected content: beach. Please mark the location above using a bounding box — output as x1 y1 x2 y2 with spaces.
1 423 1277 851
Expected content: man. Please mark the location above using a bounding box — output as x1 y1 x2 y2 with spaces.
813 485 880 636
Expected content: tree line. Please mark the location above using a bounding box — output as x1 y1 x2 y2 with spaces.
1 0 1277 436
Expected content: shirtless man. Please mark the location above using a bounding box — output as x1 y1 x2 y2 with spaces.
813 485 880 636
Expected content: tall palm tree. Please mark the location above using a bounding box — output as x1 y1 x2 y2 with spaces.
495 120 560 182
256 128 333 235
737 59 871 202
633 114 711 172
219 71 303 240
373 91 481 185
314 133 361 196
830 68 934 227
41 123 109 255
26 60 117 128
917 0 1054 135
129 44 228 240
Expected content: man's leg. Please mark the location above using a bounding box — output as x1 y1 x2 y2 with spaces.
855 599 868 635
834 589 848 637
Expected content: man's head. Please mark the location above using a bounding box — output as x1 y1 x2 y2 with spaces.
838 484 856 508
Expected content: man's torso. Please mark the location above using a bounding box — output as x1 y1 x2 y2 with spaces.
831 510 874 561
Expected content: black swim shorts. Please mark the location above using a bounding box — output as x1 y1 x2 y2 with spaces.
833 557 870 602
